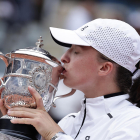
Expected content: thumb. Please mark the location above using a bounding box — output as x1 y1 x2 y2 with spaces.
0 99 7 115
28 86 45 110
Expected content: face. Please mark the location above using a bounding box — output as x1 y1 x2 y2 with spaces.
61 45 101 91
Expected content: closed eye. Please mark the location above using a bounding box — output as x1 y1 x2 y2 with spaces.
74 52 79 54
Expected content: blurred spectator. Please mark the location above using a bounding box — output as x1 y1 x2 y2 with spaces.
94 0 131 5
64 0 95 30
127 10 140 35
42 0 60 22
93 3 128 21
0 0 44 32
94 0 140 9
0 0 44 53
0 0 14 20
5 0 44 29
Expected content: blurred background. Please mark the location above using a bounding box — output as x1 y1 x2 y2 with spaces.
0 0 140 122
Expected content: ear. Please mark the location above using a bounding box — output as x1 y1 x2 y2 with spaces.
98 62 114 76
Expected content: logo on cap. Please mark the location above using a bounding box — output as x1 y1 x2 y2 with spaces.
81 26 88 31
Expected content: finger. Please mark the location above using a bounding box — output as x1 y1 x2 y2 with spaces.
0 99 7 115
10 118 34 125
28 86 45 110
8 107 36 114
7 110 34 118
0 88 4 97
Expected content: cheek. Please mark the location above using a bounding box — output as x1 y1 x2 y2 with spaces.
76 64 96 83
63 59 98 88
75 58 98 76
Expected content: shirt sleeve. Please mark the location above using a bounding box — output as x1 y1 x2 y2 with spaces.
110 116 140 140
56 113 77 140
58 113 77 132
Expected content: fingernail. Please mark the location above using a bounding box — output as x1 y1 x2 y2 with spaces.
10 119 15 123
7 110 11 114
28 86 33 90
9 108 14 111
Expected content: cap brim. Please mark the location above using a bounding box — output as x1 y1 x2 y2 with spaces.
50 27 89 47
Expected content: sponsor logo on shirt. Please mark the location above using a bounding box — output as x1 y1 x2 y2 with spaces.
85 136 90 140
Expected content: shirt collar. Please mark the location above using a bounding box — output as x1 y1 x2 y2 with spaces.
81 92 131 120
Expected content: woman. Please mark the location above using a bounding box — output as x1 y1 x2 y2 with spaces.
1 18 140 140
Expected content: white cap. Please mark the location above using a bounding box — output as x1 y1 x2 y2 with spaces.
50 18 140 73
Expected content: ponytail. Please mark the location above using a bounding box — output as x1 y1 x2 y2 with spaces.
129 75 140 108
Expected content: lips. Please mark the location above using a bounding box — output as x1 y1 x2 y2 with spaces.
62 68 67 74
62 66 67 75
59 67 67 79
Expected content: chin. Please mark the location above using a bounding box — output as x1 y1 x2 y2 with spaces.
63 79 76 89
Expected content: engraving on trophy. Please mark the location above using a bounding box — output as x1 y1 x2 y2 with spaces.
34 72 46 89
31 65 48 90
30 64 52 92
4 94 36 109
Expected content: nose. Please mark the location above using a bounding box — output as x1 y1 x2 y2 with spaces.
61 51 70 63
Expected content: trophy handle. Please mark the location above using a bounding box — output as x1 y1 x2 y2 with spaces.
0 78 5 90
52 89 76 107
52 75 76 107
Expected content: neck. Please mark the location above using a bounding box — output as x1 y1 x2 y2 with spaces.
81 79 121 98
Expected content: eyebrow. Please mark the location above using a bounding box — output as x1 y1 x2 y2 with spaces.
76 45 92 51
72 45 84 50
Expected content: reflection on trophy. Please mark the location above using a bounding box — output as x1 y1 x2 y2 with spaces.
0 37 75 140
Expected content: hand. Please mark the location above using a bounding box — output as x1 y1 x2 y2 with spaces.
7 86 63 140
0 78 7 116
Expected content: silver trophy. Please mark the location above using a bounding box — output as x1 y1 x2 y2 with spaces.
0 37 75 140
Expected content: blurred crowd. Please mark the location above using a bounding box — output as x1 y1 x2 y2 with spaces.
0 0 140 122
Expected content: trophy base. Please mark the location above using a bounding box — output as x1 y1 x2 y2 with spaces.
0 118 41 140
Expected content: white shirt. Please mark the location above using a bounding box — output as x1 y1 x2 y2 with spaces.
57 92 140 140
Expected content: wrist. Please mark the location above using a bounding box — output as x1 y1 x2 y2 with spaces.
50 132 66 140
